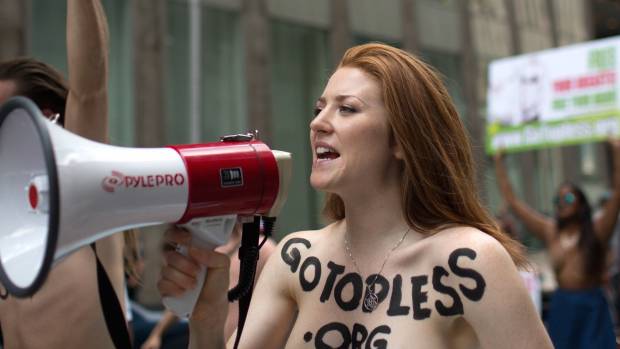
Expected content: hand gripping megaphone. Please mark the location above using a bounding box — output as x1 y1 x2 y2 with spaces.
0 96 292 317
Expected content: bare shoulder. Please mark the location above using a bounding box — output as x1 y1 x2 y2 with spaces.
253 225 335 307
415 226 521 298
426 229 553 348
262 224 339 279
279 224 334 243
426 226 515 266
276 223 337 254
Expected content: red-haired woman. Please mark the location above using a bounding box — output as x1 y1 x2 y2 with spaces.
159 43 553 349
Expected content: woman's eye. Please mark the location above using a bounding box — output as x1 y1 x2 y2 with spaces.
313 107 322 116
339 105 357 114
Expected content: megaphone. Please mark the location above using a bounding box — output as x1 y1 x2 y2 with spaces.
0 96 292 317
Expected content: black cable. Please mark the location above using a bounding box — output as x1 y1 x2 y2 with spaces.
258 234 269 249
259 216 276 249
228 217 261 302
227 245 259 302
228 216 277 301
230 216 261 349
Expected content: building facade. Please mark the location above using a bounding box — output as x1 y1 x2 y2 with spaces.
1 0 607 303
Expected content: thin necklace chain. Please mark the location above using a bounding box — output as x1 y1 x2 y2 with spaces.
344 227 410 293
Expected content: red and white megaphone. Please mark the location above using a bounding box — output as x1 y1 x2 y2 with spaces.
0 96 292 317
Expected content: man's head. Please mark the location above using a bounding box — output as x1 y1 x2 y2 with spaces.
0 57 68 126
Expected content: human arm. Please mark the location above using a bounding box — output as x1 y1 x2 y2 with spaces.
594 139 620 242
64 0 109 142
459 232 553 348
65 0 128 320
158 228 298 349
494 152 554 244
140 310 179 349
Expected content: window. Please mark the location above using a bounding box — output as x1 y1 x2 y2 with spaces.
420 50 466 117
30 0 134 145
270 20 330 236
165 3 245 144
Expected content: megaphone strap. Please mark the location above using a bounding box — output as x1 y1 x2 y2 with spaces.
231 217 261 349
90 243 132 349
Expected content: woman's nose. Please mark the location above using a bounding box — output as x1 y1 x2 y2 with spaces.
309 109 333 134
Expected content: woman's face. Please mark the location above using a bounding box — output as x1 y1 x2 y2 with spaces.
554 186 579 219
309 67 401 194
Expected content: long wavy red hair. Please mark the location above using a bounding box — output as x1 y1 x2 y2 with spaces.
323 43 526 266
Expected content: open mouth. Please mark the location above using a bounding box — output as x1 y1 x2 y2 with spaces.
316 146 340 162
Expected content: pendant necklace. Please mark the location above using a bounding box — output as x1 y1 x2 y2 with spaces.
343 227 410 312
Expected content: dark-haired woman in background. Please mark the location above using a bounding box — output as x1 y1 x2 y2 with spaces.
494 141 620 349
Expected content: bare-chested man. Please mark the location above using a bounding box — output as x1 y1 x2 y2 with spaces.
0 1 126 348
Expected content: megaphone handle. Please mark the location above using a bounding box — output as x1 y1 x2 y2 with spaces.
161 244 211 318
162 215 237 318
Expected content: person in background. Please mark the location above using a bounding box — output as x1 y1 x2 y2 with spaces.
495 141 620 349
596 191 620 338
0 1 129 347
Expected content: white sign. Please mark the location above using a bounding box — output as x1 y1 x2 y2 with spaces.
486 36 620 154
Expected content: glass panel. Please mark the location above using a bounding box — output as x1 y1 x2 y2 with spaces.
165 3 245 144
30 0 134 145
103 0 134 146
201 8 246 141
271 20 330 238
419 49 466 117
354 36 401 49
165 0 191 144
30 1 67 74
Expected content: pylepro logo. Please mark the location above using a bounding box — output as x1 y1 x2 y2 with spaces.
102 171 186 193
102 171 124 192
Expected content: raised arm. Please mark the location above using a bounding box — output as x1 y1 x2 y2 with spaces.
494 152 554 244
593 139 620 242
64 0 127 316
64 0 109 142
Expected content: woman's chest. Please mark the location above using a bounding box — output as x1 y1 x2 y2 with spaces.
278 235 486 348
287 303 476 349
548 235 583 270
283 263 482 348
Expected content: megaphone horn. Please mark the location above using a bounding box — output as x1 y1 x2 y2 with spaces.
0 97 292 317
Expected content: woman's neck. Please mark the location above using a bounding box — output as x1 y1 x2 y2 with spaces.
556 215 583 235
338 183 417 253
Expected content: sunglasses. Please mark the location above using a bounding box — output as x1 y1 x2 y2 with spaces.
553 192 576 207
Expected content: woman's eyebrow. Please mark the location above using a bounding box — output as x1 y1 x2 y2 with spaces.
316 94 368 106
